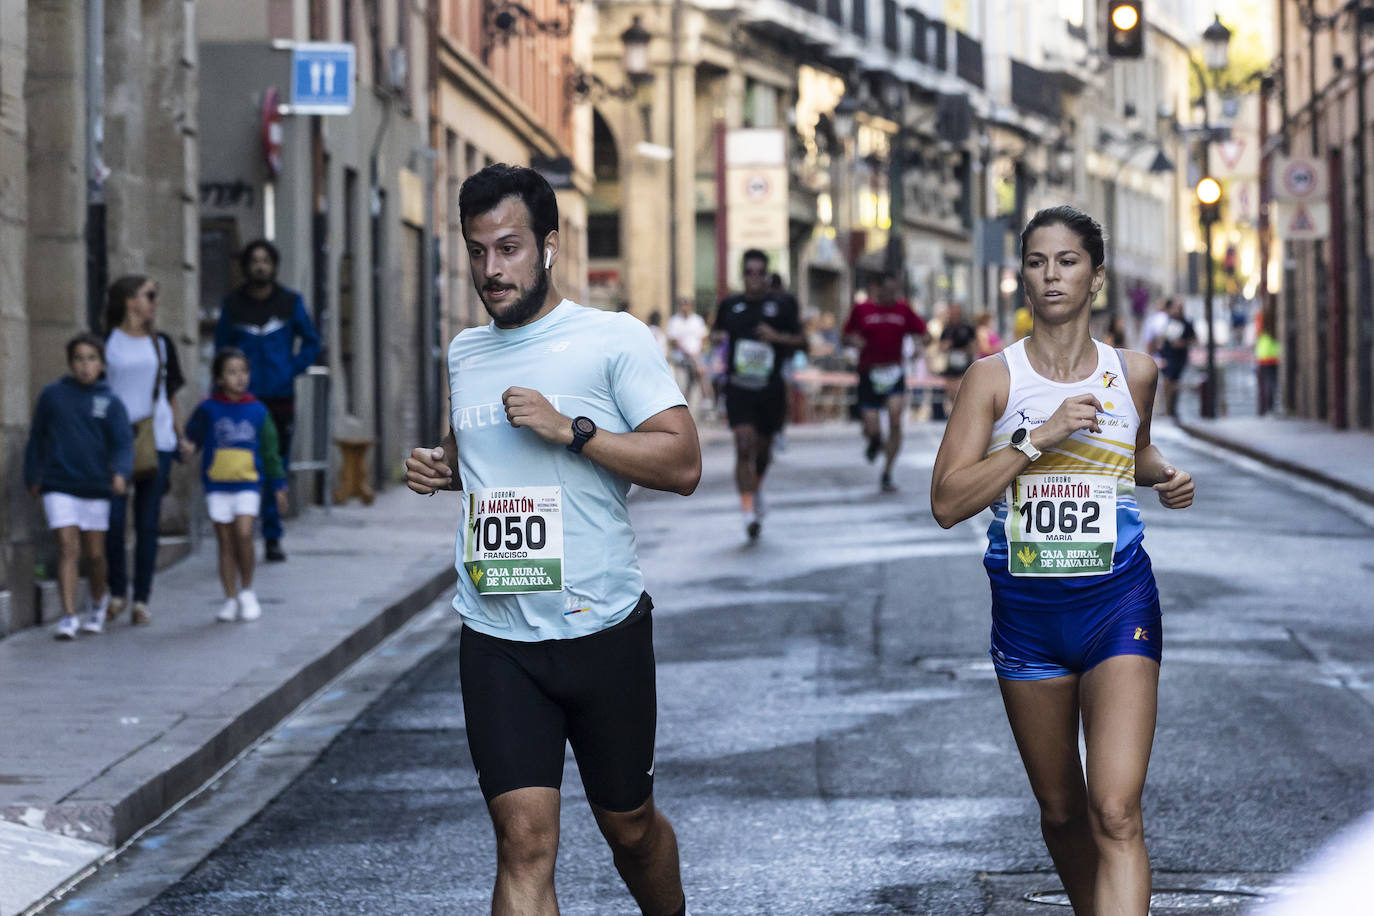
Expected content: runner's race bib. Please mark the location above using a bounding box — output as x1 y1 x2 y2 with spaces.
868 364 904 395
1007 474 1117 577
733 338 775 382
464 486 564 594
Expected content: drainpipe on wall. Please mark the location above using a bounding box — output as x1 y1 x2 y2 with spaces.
85 0 106 332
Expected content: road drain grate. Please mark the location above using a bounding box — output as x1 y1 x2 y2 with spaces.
1025 888 1266 908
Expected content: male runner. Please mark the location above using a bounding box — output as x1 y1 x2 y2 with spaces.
842 271 928 491
405 164 699 916
711 249 806 540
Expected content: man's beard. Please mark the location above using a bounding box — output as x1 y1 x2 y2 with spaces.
483 268 548 327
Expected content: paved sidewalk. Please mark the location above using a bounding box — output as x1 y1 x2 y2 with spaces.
0 487 458 916
1174 415 1374 506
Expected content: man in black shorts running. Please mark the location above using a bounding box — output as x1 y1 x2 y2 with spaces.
712 249 806 540
406 164 700 916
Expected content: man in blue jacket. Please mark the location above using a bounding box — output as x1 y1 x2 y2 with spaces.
215 239 321 561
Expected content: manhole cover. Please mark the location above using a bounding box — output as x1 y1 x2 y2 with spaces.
1026 888 1265 908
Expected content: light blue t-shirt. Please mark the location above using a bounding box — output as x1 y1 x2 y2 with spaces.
446 299 687 641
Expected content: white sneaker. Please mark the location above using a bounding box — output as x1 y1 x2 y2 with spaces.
54 615 80 640
237 589 261 621
81 595 107 634
216 597 239 622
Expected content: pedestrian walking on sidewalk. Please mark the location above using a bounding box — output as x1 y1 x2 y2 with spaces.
102 275 187 626
214 239 320 563
931 206 1195 915
183 348 288 624
25 334 133 639
405 163 699 916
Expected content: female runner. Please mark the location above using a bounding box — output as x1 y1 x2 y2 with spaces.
931 206 1194 915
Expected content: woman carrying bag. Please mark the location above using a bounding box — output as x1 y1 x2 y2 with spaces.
103 275 186 625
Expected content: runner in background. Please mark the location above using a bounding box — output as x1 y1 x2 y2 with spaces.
843 271 928 492
712 249 806 541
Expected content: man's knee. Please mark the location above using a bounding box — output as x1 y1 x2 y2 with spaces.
493 807 559 872
598 802 660 858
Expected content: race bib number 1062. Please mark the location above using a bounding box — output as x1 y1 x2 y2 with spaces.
464 486 564 594
1007 474 1117 577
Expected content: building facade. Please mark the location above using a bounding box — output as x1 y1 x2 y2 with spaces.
1271 0 1373 430
1 0 200 636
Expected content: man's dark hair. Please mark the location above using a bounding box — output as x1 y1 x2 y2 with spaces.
458 163 559 246
1020 206 1106 269
741 249 769 270
66 332 106 364
239 239 281 276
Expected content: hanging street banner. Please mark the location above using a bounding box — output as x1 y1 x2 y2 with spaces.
725 128 789 289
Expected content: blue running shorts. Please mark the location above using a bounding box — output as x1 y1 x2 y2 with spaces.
986 542 1162 681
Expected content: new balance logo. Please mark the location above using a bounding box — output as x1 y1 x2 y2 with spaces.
1133 627 1149 641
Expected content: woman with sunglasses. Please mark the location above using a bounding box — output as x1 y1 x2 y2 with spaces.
102 275 187 626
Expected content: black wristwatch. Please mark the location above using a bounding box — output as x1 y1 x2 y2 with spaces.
567 416 597 454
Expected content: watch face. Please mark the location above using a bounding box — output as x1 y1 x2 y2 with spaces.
574 417 595 436
1011 428 1027 444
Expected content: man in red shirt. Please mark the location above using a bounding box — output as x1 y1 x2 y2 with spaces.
843 272 928 491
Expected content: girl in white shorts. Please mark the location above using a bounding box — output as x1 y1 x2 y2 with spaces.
182 348 288 623
24 334 134 639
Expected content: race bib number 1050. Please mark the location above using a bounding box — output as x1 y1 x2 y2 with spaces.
1007 474 1117 577
464 486 564 594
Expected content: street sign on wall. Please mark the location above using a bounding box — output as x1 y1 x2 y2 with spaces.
1271 155 1329 240
288 42 355 115
725 128 789 288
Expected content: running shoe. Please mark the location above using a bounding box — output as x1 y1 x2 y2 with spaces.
881 473 898 493
865 435 883 463
131 601 151 625
54 615 80 640
746 514 762 542
216 597 239 623
81 595 108 634
238 589 262 621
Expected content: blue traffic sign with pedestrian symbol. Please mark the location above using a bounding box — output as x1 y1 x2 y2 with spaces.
290 43 355 114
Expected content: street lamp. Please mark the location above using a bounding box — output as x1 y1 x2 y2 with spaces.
1202 15 1232 72
831 95 861 305
566 15 654 102
1195 15 1231 419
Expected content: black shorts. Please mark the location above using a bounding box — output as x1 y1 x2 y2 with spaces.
856 366 907 410
459 593 657 812
725 382 787 436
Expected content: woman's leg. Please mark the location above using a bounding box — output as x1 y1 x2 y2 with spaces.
214 523 238 597
233 515 256 589
1080 655 1159 916
54 526 82 618
999 674 1099 914
131 453 172 602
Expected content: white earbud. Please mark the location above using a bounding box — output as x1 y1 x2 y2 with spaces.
544 248 552 269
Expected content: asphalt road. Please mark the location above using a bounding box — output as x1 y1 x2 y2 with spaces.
63 421 1374 915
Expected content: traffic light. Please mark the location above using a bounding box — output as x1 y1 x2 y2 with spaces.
1107 1 1145 59
1196 177 1222 224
